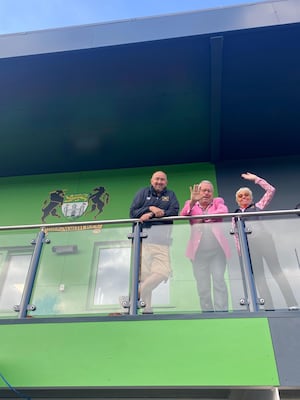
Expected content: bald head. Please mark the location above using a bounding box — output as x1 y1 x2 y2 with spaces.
151 171 168 193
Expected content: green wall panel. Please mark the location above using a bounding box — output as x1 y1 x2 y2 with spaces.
0 318 279 388
0 162 216 225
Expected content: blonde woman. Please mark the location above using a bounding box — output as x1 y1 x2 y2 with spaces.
234 172 298 311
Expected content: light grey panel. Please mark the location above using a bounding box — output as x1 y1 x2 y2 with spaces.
269 316 300 386
0 0 300 59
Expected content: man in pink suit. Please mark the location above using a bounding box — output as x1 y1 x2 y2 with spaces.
181 180 230 312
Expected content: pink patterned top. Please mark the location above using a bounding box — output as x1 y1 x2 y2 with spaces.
254 177 275 211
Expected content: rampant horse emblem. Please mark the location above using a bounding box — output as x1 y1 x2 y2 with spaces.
87 187 110 219
41 189 65 223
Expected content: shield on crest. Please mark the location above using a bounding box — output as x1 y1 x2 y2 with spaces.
61 194 89 218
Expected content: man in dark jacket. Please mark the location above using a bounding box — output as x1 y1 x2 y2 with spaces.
130 171 179 313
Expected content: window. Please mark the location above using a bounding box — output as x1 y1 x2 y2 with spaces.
93 245 131 305
90 241 170 309
0 250 32 312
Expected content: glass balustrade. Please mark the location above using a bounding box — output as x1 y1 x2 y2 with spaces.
0 229 38 318
28 223 133 317
131 219 247 315
0 211 299 320
243 216 300 311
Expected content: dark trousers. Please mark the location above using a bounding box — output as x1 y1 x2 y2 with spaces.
248 231 297 309
192 246 228 312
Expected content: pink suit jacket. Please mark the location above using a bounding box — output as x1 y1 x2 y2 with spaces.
180 197 230 261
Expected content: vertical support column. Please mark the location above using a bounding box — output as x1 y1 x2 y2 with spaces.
236 218 259 312
128 222 142 316
210 35 223 163
18 228 45 318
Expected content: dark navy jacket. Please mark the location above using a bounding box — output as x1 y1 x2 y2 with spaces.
130 186 179 245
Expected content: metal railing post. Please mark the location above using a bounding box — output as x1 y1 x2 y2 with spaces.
128 222 143 316
18 228 46 318
236 217 259 312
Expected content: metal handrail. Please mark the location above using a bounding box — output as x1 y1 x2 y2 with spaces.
0 208 298 231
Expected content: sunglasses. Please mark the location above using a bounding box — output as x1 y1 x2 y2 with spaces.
237 193 251 198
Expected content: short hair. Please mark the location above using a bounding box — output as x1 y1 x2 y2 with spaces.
235 187 253 202
199 180 214 192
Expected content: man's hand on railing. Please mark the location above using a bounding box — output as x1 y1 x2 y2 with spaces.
149 206 165 218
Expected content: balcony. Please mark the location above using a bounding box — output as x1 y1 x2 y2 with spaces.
1 209 299 320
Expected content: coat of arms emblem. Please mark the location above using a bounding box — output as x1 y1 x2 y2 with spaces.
41 186 109 222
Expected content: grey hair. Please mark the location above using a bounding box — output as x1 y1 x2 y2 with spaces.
199 180 214 191
236 187 253 201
